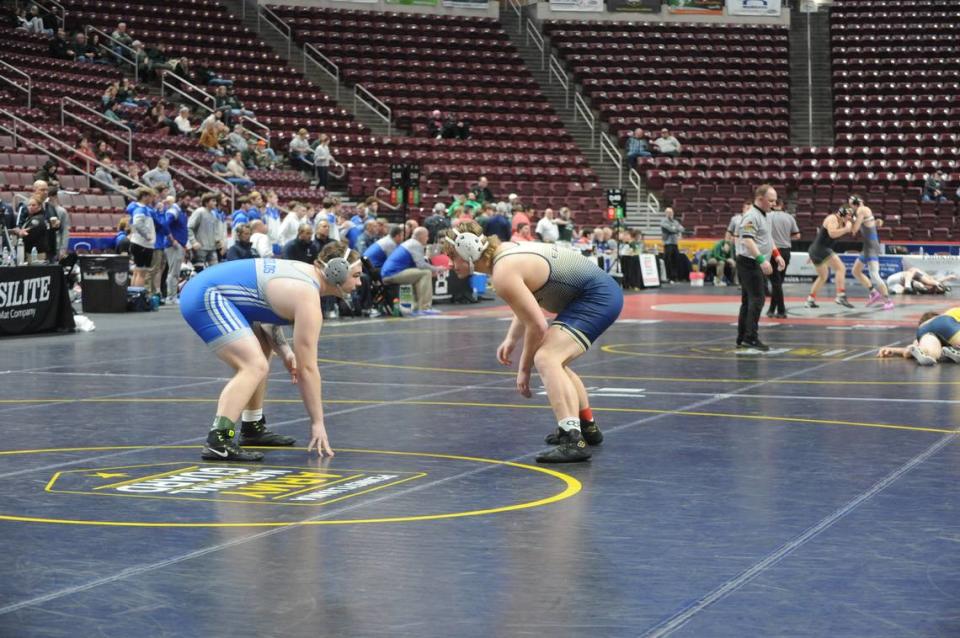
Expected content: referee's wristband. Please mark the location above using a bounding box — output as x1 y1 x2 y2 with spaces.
755 254 766 264
772 248 781 259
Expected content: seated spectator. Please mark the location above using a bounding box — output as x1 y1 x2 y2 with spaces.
923 171 949 202
511 222 534 242
115 217 130 254
73 32 105 64
227 151 254 189
455 209 474 225
626 128 652 167
443 113 470 140
130 40 148 71
313 134 334 189
49 28 75 60
32 160 60 191
18 4 51 35
282 223 320 263
705 239 735 286
426 110 445 139
111 21 133 61
225 223 257 260
471 176 495 204
195 60 232 87
380 226 445 315
200 121 228 156
214 85 254 124
252 138 277 170
288 128 314 172
535 208 560 243
363 225 403 270
249 219 272 258
653 128 681 156
511 205 531 233
93 156 119 192
226 124 254 167
75 136 96 172
174 107 194 136
145 43 175 80
143 158 175 197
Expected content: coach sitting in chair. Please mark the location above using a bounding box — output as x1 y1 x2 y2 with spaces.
380 226 446 316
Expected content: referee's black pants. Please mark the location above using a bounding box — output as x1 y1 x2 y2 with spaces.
737 255 766 344
664 243 680 281
766 248 791 315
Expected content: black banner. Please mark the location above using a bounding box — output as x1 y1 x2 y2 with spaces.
606 0 661 12
0 265 74 336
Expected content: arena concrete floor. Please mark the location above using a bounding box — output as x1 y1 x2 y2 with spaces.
1 282 958 638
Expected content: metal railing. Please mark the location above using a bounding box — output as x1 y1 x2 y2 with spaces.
599 132 623 189
258 5 292 60
86 26 140 83
647 191 660 216
239 116 271 144
525 19 545 70
629 167 642 208
573 92 595 147
34 0 65 28
0 61 31 110
548 54 569 109
303 43 340 100
162 149 236 213
354 85 392 136
507 0 523 31
60 97 133 162
161 70 216 114
329 157 346 180
0 109 148 195
373 186 400 211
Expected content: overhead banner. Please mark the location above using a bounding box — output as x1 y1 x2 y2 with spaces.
549 0 605 12
666 0 722 14
726 0 782 15
606 0 661 13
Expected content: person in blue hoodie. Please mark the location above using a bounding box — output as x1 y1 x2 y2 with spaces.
164 190 191 304
149 193 170 299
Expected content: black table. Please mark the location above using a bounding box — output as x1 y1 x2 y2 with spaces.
0 265 75 336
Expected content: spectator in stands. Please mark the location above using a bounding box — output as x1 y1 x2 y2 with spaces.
111 22 133 60
214 85 254 124
445 113 470 140
188 192 221 267
49 28 74 60
653 128 681 157
130 40 148 71
33 160 60 191
73 32 104 64
14 197 48 261
195 59 232 87
363 225 403 271
313 134 333 189
471 176 495 205
424 203 451 243
200 121 228 156
143 158 175 197
511 222 534 242
225 223 257 260
705 239 735 286
249 219 272 258
18 4 51 35
93 156 119 193
174 107 195 136
505 193 520 216
625 128 652 167
226 124 254 167
75 137 96 172
282 223 320 263
115 217 130 254
252 139 277 170
426 110 445 139
660 206 685 283
288 128 314 172
355 220 380 256
128 187 157 287
474 202 492 230
511 205 531 233
923 170 949 202
164 190 190 304
277 201 306 247
484 204 512 242
213 154 254 190
381 226 444 315
145 43 176 80
535 208 560 243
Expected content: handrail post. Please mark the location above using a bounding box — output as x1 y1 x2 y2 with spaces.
60 96 133 162
354 84 392 136
258 5 293 60
0 60 32 111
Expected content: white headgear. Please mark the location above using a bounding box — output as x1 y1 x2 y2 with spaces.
444 230 488 265
319 243 361 287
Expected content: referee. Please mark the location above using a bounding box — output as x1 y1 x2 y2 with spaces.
766 200 800 318
736 184 785 351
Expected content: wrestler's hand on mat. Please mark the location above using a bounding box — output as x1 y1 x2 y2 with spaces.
775 255 785 271
283 352 298 384
760 260 773 276
516 369 532 398
307 422 334 457
497 340 517 366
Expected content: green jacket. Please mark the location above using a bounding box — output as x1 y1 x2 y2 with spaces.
708 240 732 261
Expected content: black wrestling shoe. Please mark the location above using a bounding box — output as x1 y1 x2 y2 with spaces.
202 429 264 462
544 420 604 446
740 338 770 352
835 295 854 309
239 417 295 446
536 430 592 464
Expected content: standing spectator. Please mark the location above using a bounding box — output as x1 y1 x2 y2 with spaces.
381 226 445 315
128 187 157 288
653 128 681 156
556 206 573 243
188 193 222 268
923 171 949 202
736 184 785 351
660 207 685 283
625 128 652 167
288 129 314 172
471 176 495 205
313 134 333 189
535 208 560 243
148 197 170 298
278 202 307 247
164 191 190 303
225 223 257 260
249 219 272 258
143 157 175 197
282 223 320 263
766 203 800 318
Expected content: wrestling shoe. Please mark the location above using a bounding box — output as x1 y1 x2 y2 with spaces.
536 429 592 464
805 298 819 308
202 429 264 462
544 420 604 446
907 344 937 366
941 346 960 363
866 289 883 306
835 295 854 309
882 299 895 311
239 417 295 446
